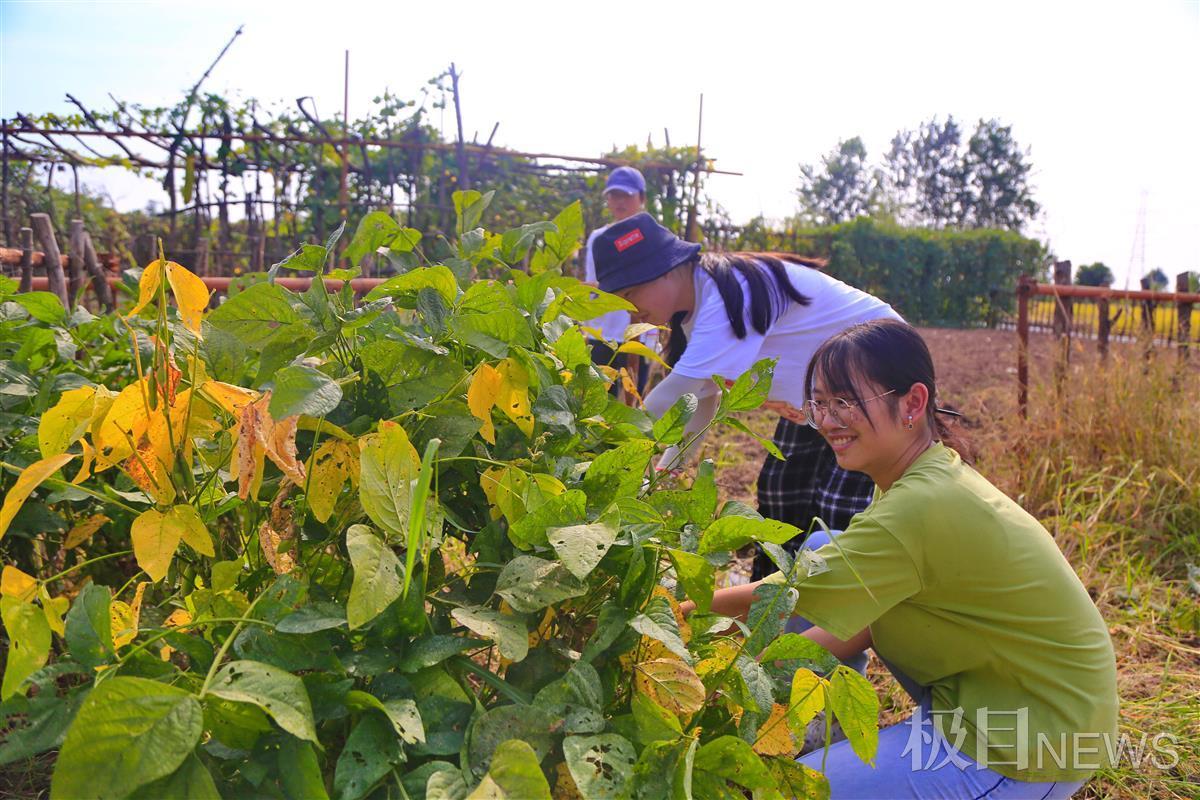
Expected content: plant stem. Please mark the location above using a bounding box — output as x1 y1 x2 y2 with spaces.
199 592 266 697
40 549 133 585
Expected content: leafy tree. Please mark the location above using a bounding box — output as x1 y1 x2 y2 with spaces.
882 116 966 228
1076 262 1115 287
797 137 879 225
1143 268 1169 291
960 119 1040 231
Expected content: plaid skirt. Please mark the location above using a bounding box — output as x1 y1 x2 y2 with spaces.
752 417 875 580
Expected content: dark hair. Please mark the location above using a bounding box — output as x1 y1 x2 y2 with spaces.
804 319 973 460
664 252 813 366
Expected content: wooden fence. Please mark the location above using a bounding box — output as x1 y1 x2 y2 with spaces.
1014 262 1199 418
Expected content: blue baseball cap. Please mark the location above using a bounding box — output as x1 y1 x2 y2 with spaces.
593 213 701 294
603 166 646 196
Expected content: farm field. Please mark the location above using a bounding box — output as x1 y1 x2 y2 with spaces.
701 328 1200 800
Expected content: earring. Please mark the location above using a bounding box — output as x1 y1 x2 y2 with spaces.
905 415 914 430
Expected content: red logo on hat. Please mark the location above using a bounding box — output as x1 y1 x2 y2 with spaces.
614 229 644 252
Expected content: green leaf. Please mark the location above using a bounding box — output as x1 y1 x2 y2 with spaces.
629 596 692 664
581 604 633 664
64 582 112 670
405 438 440 602
553 327 591 370
427 769 470 800
716 358 775 415
468 738 551 799
269 365 343 419
359 421 421 543
452 309 533 359
279 737 330 800
745 583 798 656
129 752 220 799
207 282 303 350
508 489 586 551
495 555 588 613
276 602 347 634
563 734 637 800
50 677 203 800
14 292 67 325
1 597 52 700
346 525 403 629
735 656 775 716
722 417 785 461
530 201 584 273
453 190 495 235
547 512 619 580
466 705 558 778
826 665 880 766
398 635 489 673
346 690 425 744
365 265 459 306
344 210 400 265
582 440 655 510
631 693 682 745
697 516 802 555
652 394 698 445
666 549 715 615
452 606 528 662
334 713 402 800
693 735 775 790
204 660 318 744
758 634 840 674
687 460 718 524
672 735 698 800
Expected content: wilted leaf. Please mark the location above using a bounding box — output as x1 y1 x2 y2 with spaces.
63 513 111 549
753 704 798 757
634 659 705 715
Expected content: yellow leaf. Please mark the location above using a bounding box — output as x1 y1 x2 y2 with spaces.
63 514 111 550
126 258 163 318
93 378 151 469
110 582 147 648
296 416 354 441
753 704 799 757
308 439 356 523
235 395 268 501
467 363 503 444
617 340 669 369
38 588 69 636
200 380 259 416
480 466 528 523
130 508 183 582
619 368 642 405
165 608 192 627
1 566 37 602
553 762 585 800
165 261 210 334
261 406 306 487
0 454 75 543
88 386 117 440
496 358 534 438
71 441 95 485
38 386 96 458
170 505 214 557
789 668 828 731
623 322 661 342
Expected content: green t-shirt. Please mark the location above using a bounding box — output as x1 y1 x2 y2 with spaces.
764 443 1118 781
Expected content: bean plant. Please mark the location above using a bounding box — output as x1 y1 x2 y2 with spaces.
0 191 878 799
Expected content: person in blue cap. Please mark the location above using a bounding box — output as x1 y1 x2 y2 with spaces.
592 212 903 579
583 166 651 392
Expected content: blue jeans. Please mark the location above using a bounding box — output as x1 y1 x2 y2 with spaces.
783 529 869 675
798 694 1087 798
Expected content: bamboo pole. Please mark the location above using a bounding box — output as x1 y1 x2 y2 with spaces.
82 231 116 312
19 226 33 293
1017 275 1031 420
68 218 87 302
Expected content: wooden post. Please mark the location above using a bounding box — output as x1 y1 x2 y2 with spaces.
1017 274 1031 419
1138 276 1155 336
82 232 116 312
68 219 87 303
1097 297 1111 360
1051 261 1071 394
19 226 33 293
1178 272 1194 360
134 233 157 268
30 213 69 308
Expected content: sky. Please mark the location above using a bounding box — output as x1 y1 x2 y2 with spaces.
1 0 1197 288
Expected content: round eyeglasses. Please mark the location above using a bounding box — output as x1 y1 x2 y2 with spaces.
803 390 896 429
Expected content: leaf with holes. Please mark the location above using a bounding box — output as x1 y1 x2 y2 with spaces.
563 734 637 800
452 606 528 662
204 660 318 744
548 511 618 580
495 556 588 613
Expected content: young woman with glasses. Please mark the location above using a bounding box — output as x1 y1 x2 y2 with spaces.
591 213 902 578
681 319 1118 798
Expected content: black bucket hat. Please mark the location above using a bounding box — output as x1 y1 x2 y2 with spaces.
593 213 701 294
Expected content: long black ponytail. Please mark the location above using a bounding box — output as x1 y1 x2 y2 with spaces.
664 252 815 366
